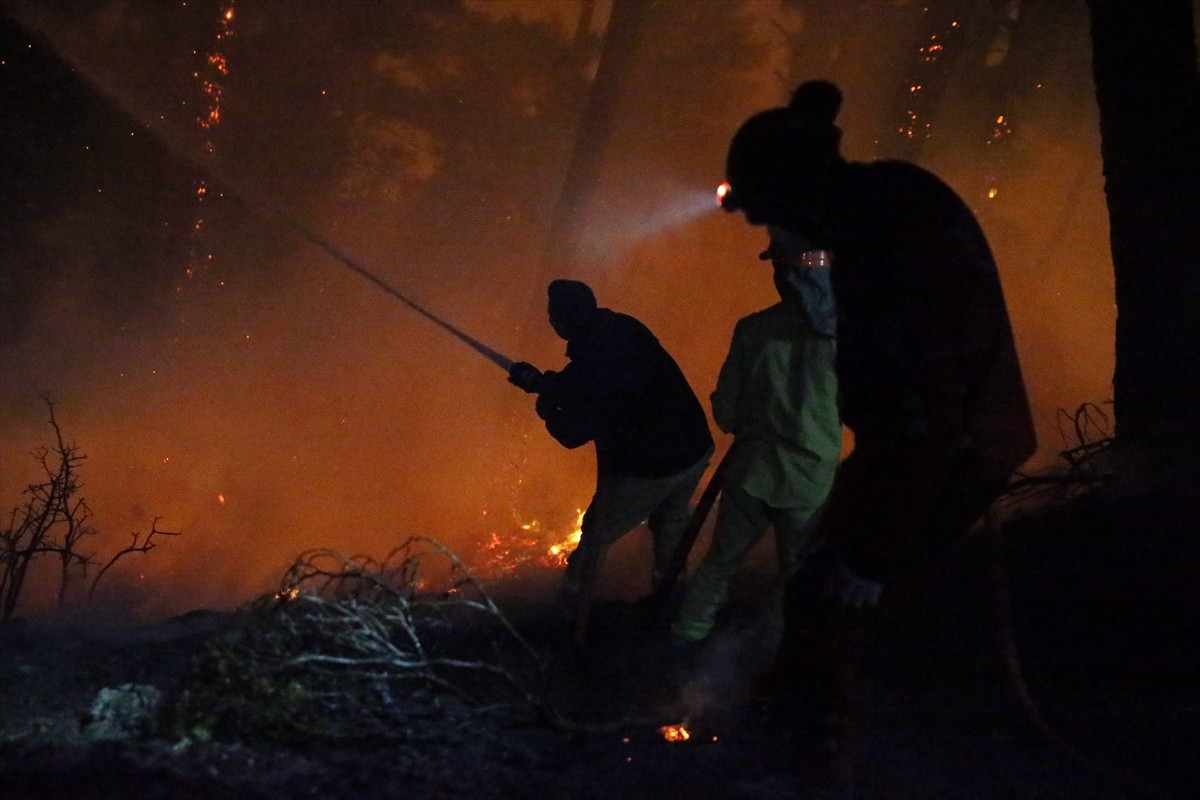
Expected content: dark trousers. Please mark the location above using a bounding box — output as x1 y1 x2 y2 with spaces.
765 446 1012 791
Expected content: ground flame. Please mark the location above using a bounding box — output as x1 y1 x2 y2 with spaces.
473 508 584 577
540 508 583 568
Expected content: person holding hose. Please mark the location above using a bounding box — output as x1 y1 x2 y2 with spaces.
508 279 713 645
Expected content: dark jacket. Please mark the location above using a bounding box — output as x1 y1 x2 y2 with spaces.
782 160 1037 579
535 308 713 479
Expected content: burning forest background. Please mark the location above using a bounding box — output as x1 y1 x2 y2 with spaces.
0 0 1152 623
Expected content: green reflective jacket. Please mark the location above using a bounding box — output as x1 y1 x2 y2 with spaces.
712 303 840 509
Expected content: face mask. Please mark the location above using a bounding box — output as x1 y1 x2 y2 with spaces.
766 226 837 337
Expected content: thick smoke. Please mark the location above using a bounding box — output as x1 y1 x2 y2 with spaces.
2 1 1117 623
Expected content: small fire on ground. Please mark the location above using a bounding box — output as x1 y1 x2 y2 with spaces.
474 508 584 577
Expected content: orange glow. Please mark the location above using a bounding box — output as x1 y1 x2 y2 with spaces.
660 724 691 742
473 508 583 576
476 529 540 575
0 1 1118 626
541 509 583 568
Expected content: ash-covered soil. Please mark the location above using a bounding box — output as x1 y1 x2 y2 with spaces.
2 498 1196 800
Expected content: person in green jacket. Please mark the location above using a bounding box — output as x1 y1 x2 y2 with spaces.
671 225 841 644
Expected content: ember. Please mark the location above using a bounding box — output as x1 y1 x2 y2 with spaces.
473 508 583 577
660 724 690 743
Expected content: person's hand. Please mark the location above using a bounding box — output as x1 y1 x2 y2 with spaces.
507 361 543 393
824 560 884 610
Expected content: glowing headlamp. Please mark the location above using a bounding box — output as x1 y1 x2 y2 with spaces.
715 181 737 212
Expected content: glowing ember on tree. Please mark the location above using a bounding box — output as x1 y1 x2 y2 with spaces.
180 1 235 292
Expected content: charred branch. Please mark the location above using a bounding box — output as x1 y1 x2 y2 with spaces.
996 402 1114 512
87 519 182 601
1 396 94 620
2 396 179 620
175 537 674 745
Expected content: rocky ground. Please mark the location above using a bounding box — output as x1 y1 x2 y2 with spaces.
1 493 1196 800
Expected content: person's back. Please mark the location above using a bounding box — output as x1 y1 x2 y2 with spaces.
712 301 839 509
828 159 1034 478
797 158 1035 578
717 80 1037 794
547 307 713 479
672 236 840 646
508 280 713 643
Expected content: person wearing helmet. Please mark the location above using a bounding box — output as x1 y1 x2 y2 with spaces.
508 279 714 645
721 81 1037 794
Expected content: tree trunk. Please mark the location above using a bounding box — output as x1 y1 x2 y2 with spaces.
1087 0 1200 491
540 0 648 273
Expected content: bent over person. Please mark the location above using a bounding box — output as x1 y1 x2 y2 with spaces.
508 280 713 643
672 227 840 645
719 80 1037 795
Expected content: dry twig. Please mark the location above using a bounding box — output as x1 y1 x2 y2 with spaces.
177 536 662 744
996 401 1114 512
88 519 182 600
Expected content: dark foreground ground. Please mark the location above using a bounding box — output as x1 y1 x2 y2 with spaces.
1 492 1197 800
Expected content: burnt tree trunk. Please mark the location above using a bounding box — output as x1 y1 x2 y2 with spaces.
1087 0 1200 491
540 0 648 273
495 1 649 526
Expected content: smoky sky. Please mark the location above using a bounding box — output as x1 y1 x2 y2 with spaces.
1 0 1118 622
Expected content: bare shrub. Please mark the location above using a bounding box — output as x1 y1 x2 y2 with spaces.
1 396 178 620
1 397 94 620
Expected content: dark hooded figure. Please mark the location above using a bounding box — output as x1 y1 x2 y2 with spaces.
508 280 713 643
721 81 1037 794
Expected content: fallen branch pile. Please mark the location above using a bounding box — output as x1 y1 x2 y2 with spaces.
174 536 664 745
175 537 556 743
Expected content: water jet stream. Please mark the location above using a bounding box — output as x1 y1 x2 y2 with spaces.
4 5 517 373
